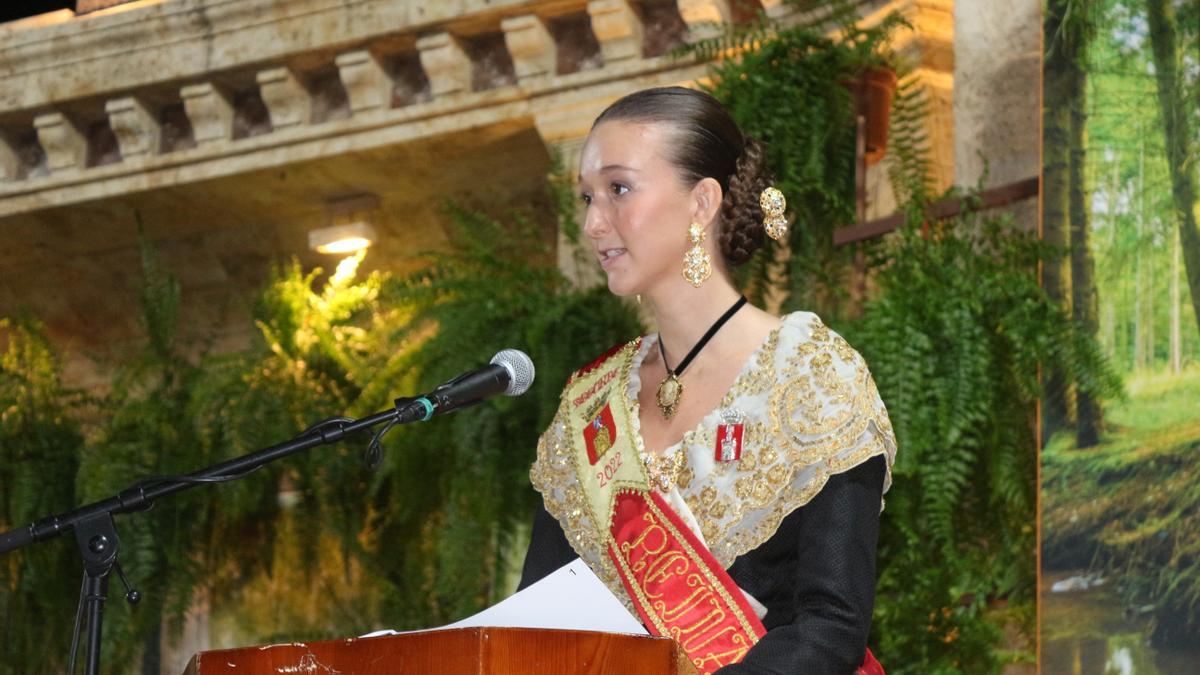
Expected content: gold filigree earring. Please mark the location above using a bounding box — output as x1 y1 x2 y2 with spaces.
682 222 712 287
760 187 789 241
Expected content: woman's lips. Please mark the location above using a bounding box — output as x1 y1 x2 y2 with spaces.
599 248 627 270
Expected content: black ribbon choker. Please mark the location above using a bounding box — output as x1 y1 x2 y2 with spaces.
655 295 748 419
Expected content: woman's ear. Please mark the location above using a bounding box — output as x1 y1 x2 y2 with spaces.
691 177 724 232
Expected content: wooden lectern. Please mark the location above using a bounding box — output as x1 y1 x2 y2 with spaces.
184 627 698 674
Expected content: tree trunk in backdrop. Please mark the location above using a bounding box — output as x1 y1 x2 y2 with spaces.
1147 0 1200 339
1068 2 1101 448
1042 0 1074 443
1172 230 1182 374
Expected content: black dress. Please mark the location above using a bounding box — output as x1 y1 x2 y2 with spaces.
518 454 887 675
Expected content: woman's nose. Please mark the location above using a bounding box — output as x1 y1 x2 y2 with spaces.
583 206 610 238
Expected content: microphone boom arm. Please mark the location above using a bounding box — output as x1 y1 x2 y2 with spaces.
0 397 412 675
0 347 534 675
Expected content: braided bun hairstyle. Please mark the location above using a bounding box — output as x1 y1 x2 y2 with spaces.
592 86 776 268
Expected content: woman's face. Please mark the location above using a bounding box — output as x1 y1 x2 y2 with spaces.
578 120 711 297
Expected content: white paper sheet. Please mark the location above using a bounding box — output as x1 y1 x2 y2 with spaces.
362 558 647 637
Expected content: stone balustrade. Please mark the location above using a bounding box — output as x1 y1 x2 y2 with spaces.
0 0 969 397
0 0 951 219
0 0 747 216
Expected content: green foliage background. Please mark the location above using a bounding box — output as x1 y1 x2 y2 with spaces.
0 317 86 672
688 2 1117 671
855 206 1117 672
0 196 640 674
0 3 1117 674
1040 0 1200 650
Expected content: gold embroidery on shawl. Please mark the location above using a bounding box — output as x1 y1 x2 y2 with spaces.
673 313 897 567
533 313 897 593
530 340 641 614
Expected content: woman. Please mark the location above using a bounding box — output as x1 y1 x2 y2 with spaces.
518 86 896 674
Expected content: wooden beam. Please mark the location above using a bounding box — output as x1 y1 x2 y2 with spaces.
833 176 1041 246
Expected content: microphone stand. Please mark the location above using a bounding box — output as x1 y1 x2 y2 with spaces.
0 396 427 675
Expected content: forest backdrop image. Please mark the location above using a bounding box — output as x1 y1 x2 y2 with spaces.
1 3 1098 674
1040 0 1200 672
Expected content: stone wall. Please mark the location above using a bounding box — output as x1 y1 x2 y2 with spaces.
953 0 1041 232
0 0 718 387
0 0 972 390
954 0 1041 189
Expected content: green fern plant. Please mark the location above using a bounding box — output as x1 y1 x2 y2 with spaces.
884 74 937 208
71 232 206 672
677 3 1116 669
172 168 641 640
679 0 909 321
848 198 1119 673
0 317 86 675
184 254 402 644
367 202 641 626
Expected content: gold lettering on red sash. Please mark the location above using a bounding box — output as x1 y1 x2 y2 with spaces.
655 585 714 622
574 345 884 674
683 623 741 654
570 349 771 674
608 491 766 673
671 601 723 641
619 513 668 573
642 550 689 598
693 640 753 672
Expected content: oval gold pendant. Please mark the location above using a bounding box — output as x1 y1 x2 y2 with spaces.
656 374 682 419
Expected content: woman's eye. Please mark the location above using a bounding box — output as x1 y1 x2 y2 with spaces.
580 193 592 206
610 183 629 196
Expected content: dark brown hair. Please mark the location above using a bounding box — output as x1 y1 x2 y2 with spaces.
593 86 774 267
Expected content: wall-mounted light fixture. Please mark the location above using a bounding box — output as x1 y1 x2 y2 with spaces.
309 193 380 255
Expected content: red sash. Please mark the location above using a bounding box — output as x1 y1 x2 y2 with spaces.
608 489 765 672
565 341 884 674
607 488 884 674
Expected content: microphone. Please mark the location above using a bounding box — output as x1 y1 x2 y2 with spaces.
0 351 535 557
398 349 535 422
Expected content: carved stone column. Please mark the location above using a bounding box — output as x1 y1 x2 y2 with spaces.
676 0 731 40
587 0 644 64
34 112 86 173
105 96 161 159
501 15 557 82
180 83 235 147
416 33 472 97
335 50 394 113
256 67 311 130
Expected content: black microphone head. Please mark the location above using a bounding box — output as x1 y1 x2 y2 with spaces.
490 349 535 396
